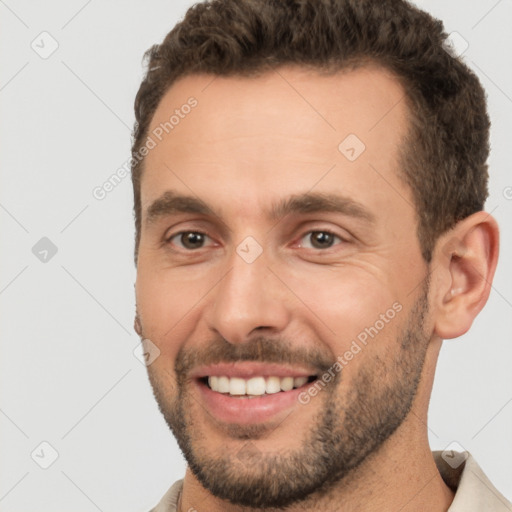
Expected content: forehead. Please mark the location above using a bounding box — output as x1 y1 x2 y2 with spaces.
140 65 412 221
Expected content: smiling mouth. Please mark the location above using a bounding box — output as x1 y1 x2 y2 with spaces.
200 375 317 397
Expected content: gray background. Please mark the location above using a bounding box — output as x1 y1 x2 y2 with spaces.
1 0 511 510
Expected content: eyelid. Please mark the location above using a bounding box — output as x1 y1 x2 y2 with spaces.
160 215 231 244
162 217 218 244
294 222 353 242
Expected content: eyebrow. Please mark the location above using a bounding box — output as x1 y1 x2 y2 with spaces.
145 192 213 225
269 192 375 223
144 190 375 226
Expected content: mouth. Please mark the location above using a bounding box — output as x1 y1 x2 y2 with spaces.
191 363 321 425
201 375 317 397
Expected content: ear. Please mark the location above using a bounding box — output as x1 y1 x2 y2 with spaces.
134 309 143 337
133 284 143 337
432 211 499 339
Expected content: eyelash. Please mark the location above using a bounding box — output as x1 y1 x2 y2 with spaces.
165 229 346 251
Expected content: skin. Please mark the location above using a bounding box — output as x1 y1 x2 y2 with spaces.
134 65 499 511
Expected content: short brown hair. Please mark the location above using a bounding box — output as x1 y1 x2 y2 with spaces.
131 0 490 264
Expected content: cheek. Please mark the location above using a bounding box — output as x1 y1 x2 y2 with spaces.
286 265 400 345
135 265 218 357
283 265 409 385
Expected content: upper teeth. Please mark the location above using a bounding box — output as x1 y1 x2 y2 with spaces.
207 376 309 396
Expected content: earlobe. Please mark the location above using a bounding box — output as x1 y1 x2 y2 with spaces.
433 212 499 340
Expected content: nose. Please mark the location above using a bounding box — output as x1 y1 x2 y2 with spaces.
206 250 291 345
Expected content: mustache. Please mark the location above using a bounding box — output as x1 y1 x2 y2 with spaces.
175 336 336 380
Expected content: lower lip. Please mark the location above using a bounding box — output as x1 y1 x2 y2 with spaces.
195 379 311 425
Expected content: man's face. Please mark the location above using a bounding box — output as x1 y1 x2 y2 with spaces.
135 66 433 508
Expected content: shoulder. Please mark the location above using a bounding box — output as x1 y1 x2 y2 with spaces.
433 451 512 511
147 479 184 512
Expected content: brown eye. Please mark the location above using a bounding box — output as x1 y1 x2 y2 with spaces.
300 231 341 249
168 231 210 250
181 232 205 249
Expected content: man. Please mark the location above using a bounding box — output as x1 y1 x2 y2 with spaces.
131 0 511 510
